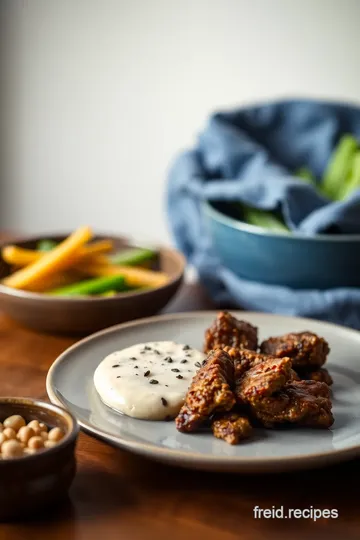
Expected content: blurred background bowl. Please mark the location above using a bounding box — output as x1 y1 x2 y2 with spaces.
203 200 360 290
0 397 78 522
0 234 185 335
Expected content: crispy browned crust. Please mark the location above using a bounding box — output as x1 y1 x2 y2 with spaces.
298 368 333 386
204 312 258 353
236 355 293 405
225 346 300 382
291 379 331 398
260 332 329 369
253 380 333 428
212 412 252 445
175 349 236 433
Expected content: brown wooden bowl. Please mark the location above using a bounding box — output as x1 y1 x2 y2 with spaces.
0 397 79 522
0 234 185 335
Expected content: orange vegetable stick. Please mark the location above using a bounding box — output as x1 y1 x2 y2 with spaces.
2 240 112 268
3 226 92 290
28 272 83 292
76 261 168 289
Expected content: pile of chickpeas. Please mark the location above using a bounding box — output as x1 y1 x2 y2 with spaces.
0 415 65 459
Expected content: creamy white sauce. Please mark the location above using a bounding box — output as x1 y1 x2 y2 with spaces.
93 341 205 420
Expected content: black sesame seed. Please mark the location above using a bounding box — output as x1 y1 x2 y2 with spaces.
180 359 187 364
164 356 173 363
112 364 120 368
150 379 159 384
176 374 183 379
144 370 150 377
144 346 151 350
161 397 168 406
165 384 169 387
140 351 145 354
153 349 160 355
171 368 180 373
136 374 139 376
186 353 192 357
130 357 137 360
134 366 139 369
116 376 121 378
195 362 201 368
183 345 191 350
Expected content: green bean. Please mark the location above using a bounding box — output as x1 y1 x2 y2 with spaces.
241 205 290 233
110 248 157 266
296 167 316 185
49 275 127 296
37 239 58 252
322 134 358 200
340 151 360 200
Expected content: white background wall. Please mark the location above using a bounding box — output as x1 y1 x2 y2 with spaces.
2 0 360 245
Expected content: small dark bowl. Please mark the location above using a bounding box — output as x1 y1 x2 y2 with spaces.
0 397 79 522
0 234 185 334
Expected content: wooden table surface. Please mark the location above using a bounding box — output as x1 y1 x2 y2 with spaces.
0 247 359 539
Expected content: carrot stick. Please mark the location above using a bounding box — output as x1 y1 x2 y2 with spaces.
2 239 111 268
76 261 168 289
29 272 83 292
3 226 92 290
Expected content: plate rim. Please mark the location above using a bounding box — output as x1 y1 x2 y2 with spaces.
46 310 360 469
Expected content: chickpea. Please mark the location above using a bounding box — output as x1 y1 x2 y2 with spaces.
38 422 48 433
17 426 35 444
3 415 26 432
27 436 44 450
0 432 8 447
1 439 23 459
48 427 64 443
27 420 46 435
44 440 57 449
23 447 37 456
40 431 48 441
3 427 17 440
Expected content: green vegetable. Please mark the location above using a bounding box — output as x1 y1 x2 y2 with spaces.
322 134 358 200
110 247 157 266
49 275 127 296
340 151 360 200
296 167 316 185
37 239 58 252
241 205 290 233
100 290 117 297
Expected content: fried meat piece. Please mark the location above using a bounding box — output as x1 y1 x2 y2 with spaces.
204 312 258 353
260 332 329 369
225 348 267 378
226 347 299 381
253 380 333 428
236 356 293 405
290 379 331 398
212 412 252 445
175 349 236 433
298 368 333 386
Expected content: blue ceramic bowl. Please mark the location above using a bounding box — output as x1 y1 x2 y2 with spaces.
203 201 360 290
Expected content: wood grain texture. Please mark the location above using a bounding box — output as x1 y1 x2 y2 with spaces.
0 242 359 539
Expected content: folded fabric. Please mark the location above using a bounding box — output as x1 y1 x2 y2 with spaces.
166 99 360 328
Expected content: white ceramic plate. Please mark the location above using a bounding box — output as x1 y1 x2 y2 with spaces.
46 312 360 473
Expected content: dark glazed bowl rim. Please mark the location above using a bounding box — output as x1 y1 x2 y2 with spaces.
0 397 79 464
0 234 185 302
203 199 360 242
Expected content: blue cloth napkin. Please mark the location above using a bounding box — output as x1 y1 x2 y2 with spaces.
166 99 360 329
